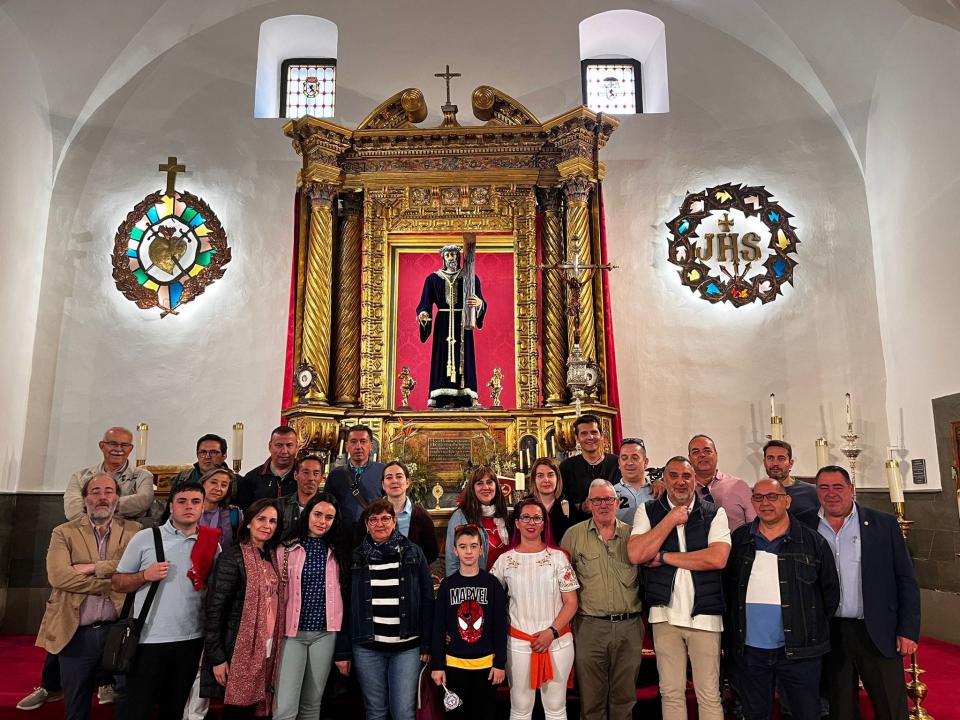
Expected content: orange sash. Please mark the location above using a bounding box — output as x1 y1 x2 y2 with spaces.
508 626 571 689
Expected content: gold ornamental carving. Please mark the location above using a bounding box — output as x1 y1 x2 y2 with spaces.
288 416 340 453
564 178 597 364
282 82 619 470
333 192 363 405
537 187 567 405
302 183 338 403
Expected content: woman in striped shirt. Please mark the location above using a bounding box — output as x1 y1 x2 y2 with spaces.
348 499 434 720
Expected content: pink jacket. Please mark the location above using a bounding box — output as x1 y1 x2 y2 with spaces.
280 543 343 637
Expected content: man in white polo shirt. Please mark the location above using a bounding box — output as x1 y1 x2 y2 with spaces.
627 456 731 720
112 481 216 719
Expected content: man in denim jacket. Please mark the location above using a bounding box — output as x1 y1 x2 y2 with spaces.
723 478 839 720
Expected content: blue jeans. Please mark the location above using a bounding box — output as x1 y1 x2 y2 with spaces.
352 645 421 720
732 645 822 720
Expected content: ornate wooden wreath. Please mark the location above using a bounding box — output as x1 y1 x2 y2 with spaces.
665 182 799 306
112 187 231 317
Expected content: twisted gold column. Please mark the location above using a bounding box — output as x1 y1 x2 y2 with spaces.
333 192 363 405
538 188 567 406
302 183 337 404
564 176 596 362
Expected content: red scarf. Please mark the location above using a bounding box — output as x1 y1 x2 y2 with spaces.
187 525 221 591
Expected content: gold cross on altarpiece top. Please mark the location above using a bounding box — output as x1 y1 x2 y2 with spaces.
158 156 186 197
539 236 617 347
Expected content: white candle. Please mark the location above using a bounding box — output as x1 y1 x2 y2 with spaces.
136 423 148 464
232 422 244 463
815 438 829 469
845 393 852 426
769 393 776 419
515 471 526 492
770 419 783 441
886 459 904 503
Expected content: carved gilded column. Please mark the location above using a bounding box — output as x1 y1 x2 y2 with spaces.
537 188 567 405
333 192 363 405
563 176 597 362
302 183 338 404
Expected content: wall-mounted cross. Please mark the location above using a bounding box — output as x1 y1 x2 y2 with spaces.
158 156 186 197
434 64 461 106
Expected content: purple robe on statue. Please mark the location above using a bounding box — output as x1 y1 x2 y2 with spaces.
416 270 486 407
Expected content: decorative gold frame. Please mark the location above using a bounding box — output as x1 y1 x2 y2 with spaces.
384 232 518 410
282 84 619 459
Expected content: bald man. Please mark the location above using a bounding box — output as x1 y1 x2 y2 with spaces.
64 427 154 521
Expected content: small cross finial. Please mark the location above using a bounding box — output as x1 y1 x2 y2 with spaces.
717 212 735 233
434 64 461 106
158 156 186 197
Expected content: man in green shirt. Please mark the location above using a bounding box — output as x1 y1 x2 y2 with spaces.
561 479 644 720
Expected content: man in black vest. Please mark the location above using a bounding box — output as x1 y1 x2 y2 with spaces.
628 456 731 720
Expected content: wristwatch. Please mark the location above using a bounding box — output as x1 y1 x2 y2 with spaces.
658 550 667 565
548 626 560 639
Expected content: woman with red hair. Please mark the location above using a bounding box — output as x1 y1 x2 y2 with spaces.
490 497 579 720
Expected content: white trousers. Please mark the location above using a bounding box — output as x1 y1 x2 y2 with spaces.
506 643 575 720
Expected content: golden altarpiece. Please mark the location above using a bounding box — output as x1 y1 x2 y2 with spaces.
280 84 619 496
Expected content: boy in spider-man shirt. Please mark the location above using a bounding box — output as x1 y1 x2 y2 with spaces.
431 524 507 718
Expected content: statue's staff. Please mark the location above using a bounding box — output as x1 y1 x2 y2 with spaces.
459 233 478 391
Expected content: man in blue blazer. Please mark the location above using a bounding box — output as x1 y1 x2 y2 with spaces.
814 465 920 720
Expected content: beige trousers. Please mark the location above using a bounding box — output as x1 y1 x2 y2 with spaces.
651 622 723 720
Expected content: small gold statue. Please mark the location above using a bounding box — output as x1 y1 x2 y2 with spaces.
398 366 416 408
487 367 504 408
431 482 445 509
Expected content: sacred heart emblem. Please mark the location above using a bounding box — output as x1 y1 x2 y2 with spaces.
148 227 188 274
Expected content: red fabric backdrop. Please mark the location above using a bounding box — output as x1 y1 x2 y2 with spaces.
281 191 300 416
597 187 623 446
393 251 517 410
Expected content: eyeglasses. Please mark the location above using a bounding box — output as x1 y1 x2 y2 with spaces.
751 493 788 503
367 516 395 526
588 497 617 506
621 437 646 450
517 515 544 524
197 450 223 457
102 441 133 450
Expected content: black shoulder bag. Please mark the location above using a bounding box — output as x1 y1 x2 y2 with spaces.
102 526 165 674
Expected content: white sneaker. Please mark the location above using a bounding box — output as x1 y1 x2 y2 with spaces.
98 685 117 705
16 687 63 710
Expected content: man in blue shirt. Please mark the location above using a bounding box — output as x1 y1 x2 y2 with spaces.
112 482 215 719
324 425 385 532
816 465 920 720
763 440 819 522
613 437 655 525
724 479 839 720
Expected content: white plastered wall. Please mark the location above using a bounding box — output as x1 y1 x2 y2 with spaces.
865 14 960 489
16 0 897 491
0 10 52 492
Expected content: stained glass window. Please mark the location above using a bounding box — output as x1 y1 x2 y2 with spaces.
280 58 336 119
582 59 642 114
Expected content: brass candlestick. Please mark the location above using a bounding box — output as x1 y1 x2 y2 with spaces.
893 502 934 720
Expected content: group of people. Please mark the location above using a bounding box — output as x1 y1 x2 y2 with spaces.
25 415 920 720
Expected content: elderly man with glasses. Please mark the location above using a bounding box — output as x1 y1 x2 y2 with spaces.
561 479 644 720
64 427 154 523
722 478 839 720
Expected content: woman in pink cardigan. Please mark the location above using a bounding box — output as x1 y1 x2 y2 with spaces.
275 492 352 720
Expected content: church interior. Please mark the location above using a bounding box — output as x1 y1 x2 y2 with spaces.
2 0 960 717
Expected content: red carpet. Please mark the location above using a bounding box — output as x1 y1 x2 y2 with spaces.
1 634 956 719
